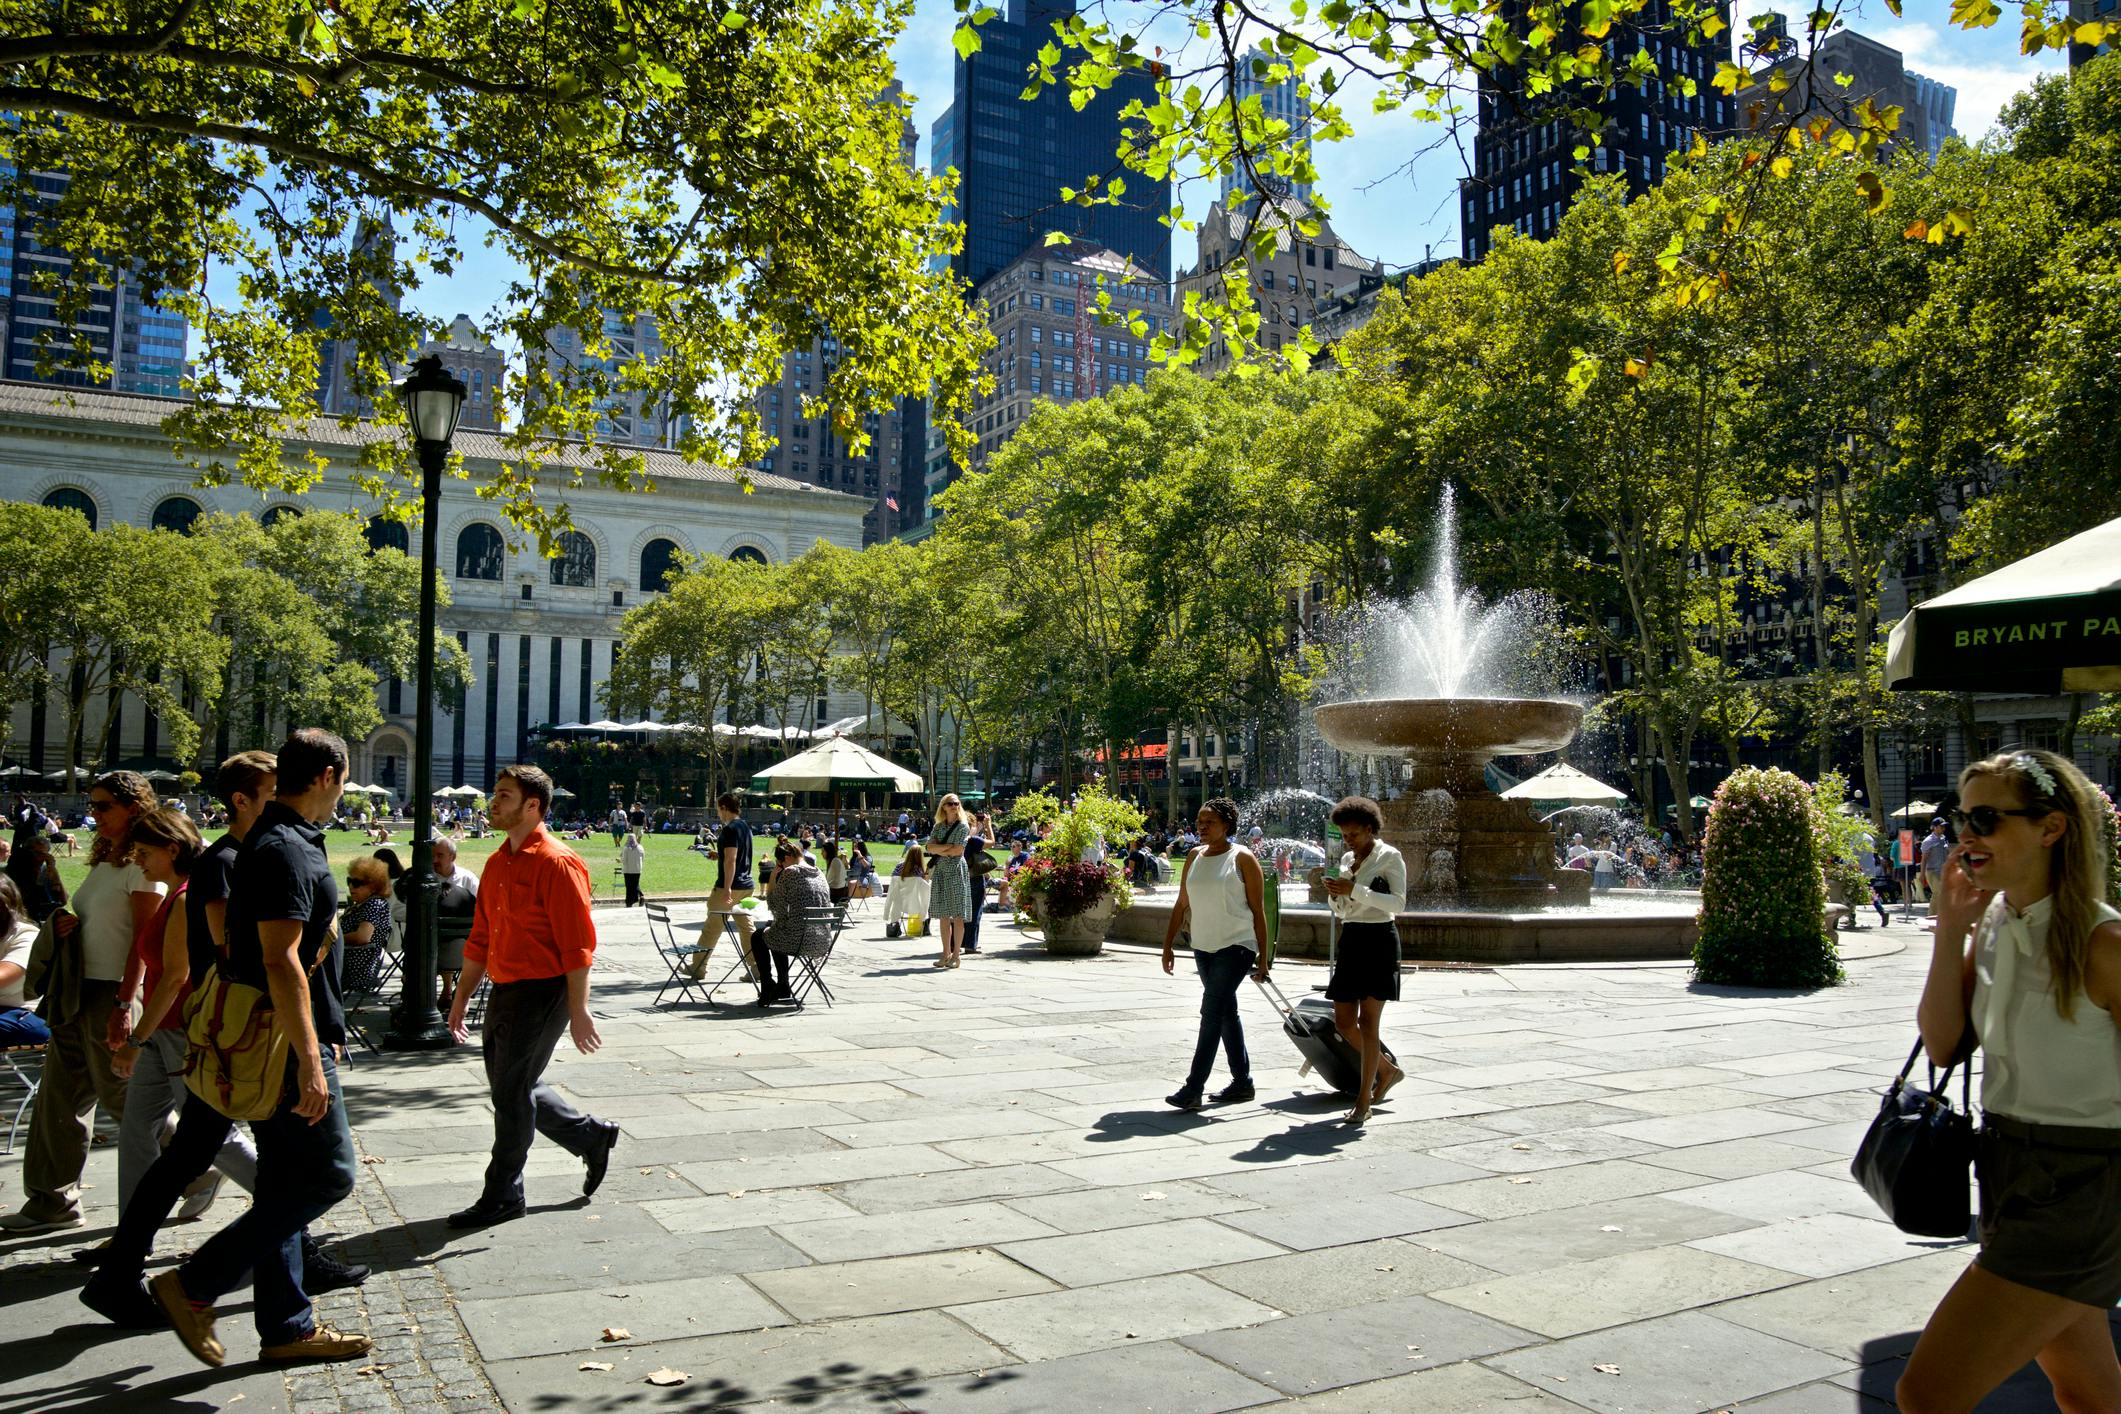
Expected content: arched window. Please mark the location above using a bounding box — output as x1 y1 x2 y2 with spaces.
261 504 300 528
639 538 681 594
456 523 504 580
41 487 96 529
365 516 409 555
151 496 202 534
729 545 769 566
551 529 597 587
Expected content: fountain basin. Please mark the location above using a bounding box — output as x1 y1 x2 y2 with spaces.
1313 697 1582 761
1112 893 1701 963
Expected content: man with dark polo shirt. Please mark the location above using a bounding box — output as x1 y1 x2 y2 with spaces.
149 729 370 1368
445 764 619 1228
691 792 755 981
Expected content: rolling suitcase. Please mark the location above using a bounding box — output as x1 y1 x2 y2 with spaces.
1252 971 1398 1097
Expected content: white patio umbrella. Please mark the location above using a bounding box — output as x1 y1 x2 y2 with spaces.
1892 800 1943 820
750 737 923 838
1500 762 1628 806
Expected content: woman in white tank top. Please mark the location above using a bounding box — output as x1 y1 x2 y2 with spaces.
1160 797 1268 1111
1901 748 2121 1411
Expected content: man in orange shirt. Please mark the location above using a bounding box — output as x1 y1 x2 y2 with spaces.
445 765 619 1228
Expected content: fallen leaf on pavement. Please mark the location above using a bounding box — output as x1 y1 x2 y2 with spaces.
1508 1177 1535 1185
1599 1225 1622 1233
1140 1192 1166 1201
601 1327 631 1342
1510 1143 1533 1151
729 1189 746 1198
360 1155 386 1165
645 1368 689 1386
579 1362 614 1372
1375 1265 1394 1272
1593 1363 1620 1375
356 1365 389 1376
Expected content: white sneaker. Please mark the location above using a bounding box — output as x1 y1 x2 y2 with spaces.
176 1171 225 1221
0 1209 84 1234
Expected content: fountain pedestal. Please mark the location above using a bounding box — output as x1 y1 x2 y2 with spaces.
1314 697 1590 908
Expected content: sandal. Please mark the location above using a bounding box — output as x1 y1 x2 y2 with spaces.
1343 1104 1370 1128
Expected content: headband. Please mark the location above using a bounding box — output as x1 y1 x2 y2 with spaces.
2014 753 2059 800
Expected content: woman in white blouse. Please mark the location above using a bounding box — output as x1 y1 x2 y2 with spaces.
0 771 165 1233
1902 748 2121 1412
1321 796 1408 1126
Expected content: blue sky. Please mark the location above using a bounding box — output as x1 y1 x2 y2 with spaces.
403 2 2065 342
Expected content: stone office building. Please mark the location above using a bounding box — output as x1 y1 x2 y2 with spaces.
0 382 870 794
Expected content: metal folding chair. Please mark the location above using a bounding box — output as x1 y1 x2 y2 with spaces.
647 902 715 1007
699 911 763 1004
776 905 846 1010
1 1044 42 1156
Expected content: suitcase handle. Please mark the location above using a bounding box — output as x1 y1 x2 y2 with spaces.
1252 970 1297 1018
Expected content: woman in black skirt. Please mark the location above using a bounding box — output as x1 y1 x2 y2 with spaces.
1322 796 1408 1127
1901 748 2121 1412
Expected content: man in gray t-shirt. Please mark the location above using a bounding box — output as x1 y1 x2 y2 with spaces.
1918 820 1952 911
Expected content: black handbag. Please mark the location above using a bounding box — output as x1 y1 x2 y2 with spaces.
1851 1037 1976 1238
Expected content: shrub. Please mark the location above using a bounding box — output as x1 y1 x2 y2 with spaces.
1695 766 1842 988
1810 771 1872 916
2097 786 2121 906
1012 784 1144 921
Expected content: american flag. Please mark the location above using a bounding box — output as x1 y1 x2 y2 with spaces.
884 494 899 511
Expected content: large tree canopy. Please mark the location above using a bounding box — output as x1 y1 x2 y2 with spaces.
0 0 987 536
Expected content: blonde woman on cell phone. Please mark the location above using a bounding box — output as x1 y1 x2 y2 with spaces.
925 795 973 968
1899 748 2121 1413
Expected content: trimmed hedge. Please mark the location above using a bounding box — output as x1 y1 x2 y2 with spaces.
1695 767 1842 988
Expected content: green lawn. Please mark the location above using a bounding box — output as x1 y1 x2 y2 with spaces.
48 830 906 902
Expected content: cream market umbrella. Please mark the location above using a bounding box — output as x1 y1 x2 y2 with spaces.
750 737 923 838
1500 762 1628 806
1892 800 1942 820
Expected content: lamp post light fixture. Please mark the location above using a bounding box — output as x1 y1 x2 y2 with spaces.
385 354 466 1051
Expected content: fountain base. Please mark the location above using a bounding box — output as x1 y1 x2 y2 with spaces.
1110 893 1701 963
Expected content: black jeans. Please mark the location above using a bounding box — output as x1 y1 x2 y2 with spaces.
623 873 642 906
177 1053 357 1344
480 976 603 1204
1184 945 1254 1094
964 879 987 951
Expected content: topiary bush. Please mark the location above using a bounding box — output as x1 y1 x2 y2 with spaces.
1695 766 1842 988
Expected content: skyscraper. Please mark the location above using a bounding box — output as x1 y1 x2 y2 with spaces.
1749 27 1959 159
314 212 401 418
535 309 679 448
1 166 189 397
1460 2 1735 262
1176 196 1375 375
931 0 1173 287
1219 46 1316 208
419 314 507 433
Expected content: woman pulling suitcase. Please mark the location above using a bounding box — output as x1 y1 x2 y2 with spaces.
1321 796 1408 1126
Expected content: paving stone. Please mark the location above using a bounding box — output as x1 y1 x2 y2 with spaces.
437 1223 813 1298
1687 1211 1969 1279
996 1215 1287 1285
1427 1127 1660 1174
484 1308 1012 1412
1429 1243 1799 1337
775 1199 1062 1263
674 1141 969 1193
454 1272 784 1360
1414 1194 1763 1276
1486 1310 1853 1413
826 1161 1086 1214
1198 1239 1497 1315
1412 1157 1699 1221
747 1247 1060 1321
1213 1191 1478 1250
1180 1292 1540 1395
904 1339 1281 1413
639 1186 865 1234
1711 1250 1973 1361
947 1273 1285 1362
1595 1105 1824 1149
1283 1359 1585 1410
1197 1149 1490 1205
1639 1134 1854 1180
1658 1170 1883 1225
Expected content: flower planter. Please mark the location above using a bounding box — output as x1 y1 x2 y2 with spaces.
1040 892 1118 956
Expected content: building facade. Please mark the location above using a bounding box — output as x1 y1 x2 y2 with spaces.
1 168 188 398
922 239 1172 518
418 314 507 433
1460 1 1735 262
1750 26 1960 159
1219 46 1316 208
0 382 870 793
534 309 680 449
931 0 1173 287
1176 197 1378 375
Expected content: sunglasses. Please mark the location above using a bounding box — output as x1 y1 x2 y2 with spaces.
1951 805 2051 838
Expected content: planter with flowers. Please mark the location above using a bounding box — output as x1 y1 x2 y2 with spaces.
1009 785 1144 956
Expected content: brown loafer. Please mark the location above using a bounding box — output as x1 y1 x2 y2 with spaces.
260 1323 374 1363
149 1270 225 1368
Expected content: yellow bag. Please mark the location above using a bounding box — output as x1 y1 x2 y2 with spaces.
182 963 294 1122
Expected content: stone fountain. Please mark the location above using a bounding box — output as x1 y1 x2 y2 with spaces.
1311 696 1593 908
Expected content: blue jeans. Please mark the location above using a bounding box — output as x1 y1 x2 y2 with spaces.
964 878 987 951
177 1052 357 1344
1184 945 1254 1094
0 1005 47 1047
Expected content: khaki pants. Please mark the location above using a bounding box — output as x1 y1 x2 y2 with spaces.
692 895 754 979
21 979 129 1221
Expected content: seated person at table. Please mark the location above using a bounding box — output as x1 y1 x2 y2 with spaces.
755 841 829 1006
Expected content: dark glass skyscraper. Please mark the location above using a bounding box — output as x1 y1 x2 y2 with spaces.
933 0 1171 288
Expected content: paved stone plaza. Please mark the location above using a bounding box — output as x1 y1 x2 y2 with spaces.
1 904 2107 1412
